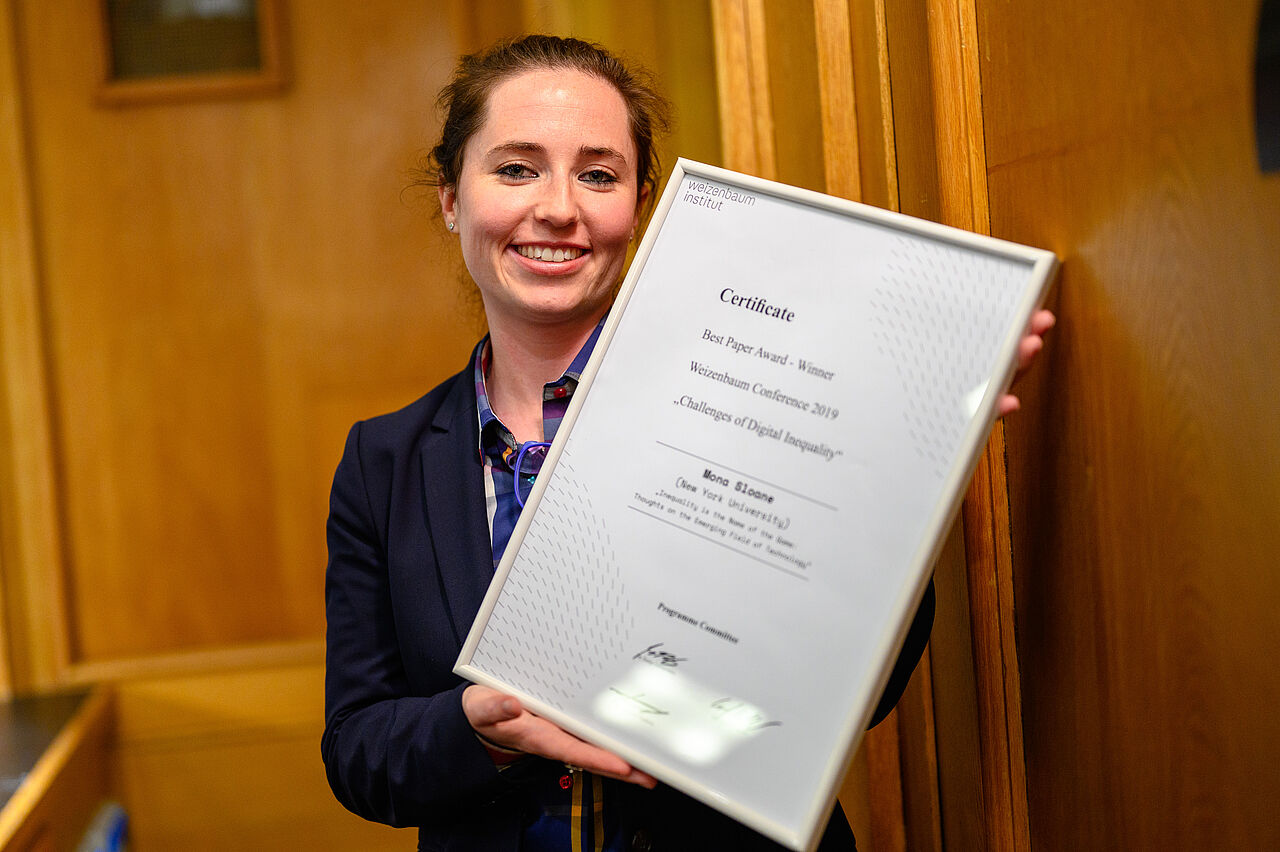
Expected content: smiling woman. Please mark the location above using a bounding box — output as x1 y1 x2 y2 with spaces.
320 35 866 852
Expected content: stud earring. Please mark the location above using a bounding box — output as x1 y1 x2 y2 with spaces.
448 221 455 231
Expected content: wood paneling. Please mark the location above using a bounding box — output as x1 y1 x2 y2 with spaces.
925 521 987 850
875 1 1034 849
0 0 69 693
847 0 897 211
3 0 723 682
814 0 862 201
10 1 474 669
759 0 826 193
115 664 404 851
983 0 1280 848
712 0 776 177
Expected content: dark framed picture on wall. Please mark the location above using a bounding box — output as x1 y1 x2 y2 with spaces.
96 0 288 106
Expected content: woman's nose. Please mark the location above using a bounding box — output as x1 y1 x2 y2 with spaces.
534 176 578 227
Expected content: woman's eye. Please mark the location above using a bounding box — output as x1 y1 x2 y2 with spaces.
580 169 617 186
497 163 536 179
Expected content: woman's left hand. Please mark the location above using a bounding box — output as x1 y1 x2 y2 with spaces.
463 684 658 788
998 309 1056 416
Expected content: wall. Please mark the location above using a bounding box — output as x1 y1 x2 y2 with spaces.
4 0 475 678
983 0 1280 848
712 1 1280 849
0 2 722 848
0 0 722 689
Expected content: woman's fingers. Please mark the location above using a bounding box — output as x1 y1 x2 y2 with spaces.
999 309 1056 416
462 685 657 788
1016 332 1044 370
1029 308 1056 336
519 719 658 788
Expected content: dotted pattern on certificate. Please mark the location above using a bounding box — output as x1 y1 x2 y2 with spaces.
470 451 633 707
869 236 1026 479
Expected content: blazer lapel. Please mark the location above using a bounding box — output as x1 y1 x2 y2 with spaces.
419 370 494 647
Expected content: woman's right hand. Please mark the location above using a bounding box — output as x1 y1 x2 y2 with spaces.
462 684 658 788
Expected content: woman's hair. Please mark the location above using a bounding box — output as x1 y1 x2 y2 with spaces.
427 35 671 202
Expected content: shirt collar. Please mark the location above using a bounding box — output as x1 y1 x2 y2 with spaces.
474 320 605 465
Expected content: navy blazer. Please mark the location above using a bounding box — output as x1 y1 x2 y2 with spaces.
322 355 931 851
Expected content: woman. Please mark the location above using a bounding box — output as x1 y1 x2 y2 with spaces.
323 35 1053 851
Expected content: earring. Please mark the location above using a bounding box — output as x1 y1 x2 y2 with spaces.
448 221 455 231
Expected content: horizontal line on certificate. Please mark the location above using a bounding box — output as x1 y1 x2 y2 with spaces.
628 506 809 581
654 441 838 512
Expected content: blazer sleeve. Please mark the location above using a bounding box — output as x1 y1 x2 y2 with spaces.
321 421 515 828
867 578 935 728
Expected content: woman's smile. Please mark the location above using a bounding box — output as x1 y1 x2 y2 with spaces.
514 244 586 263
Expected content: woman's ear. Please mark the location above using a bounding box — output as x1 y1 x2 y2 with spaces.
632 185 651 234
439 183 458 231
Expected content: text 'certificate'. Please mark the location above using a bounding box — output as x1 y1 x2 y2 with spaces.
456 160 1057 851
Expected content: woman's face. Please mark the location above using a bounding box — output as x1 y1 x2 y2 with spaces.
439 69 644 333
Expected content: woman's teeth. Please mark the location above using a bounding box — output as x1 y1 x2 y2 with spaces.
517 246 583 263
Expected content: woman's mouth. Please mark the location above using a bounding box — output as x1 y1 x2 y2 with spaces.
516 245 585 263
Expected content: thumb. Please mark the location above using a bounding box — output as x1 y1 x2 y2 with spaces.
464 685 523 727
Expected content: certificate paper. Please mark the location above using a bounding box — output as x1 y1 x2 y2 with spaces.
456 160 1057 851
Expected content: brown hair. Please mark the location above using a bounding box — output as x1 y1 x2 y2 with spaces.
427 35 671 202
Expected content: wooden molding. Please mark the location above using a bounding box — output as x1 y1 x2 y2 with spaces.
67 639 324 685
864 713 907 851
923 0 1032 845
897 647 944 851
710 0 776 177
925 0 1032 845
870 0 899 212
0 0 73 693
960 427 1031 852
813 0 862 200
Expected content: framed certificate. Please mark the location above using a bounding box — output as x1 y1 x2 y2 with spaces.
456 159 1057 851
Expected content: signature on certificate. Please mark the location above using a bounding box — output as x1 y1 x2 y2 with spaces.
595 663 784 763
710 696 783 732
607 687 671 723
633 642 687 670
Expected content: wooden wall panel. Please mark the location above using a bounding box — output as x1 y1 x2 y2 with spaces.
982 1 1280 848
4 0 723 679
0 0 69 694
11 1 473 669
708 0 824 190
872 1 1034 849
758 0 826 193
114 665 405 851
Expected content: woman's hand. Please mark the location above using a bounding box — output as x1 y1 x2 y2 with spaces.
998 309 1056 416
462 684 658 788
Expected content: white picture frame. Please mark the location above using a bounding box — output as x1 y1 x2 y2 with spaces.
456 159 1058 851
